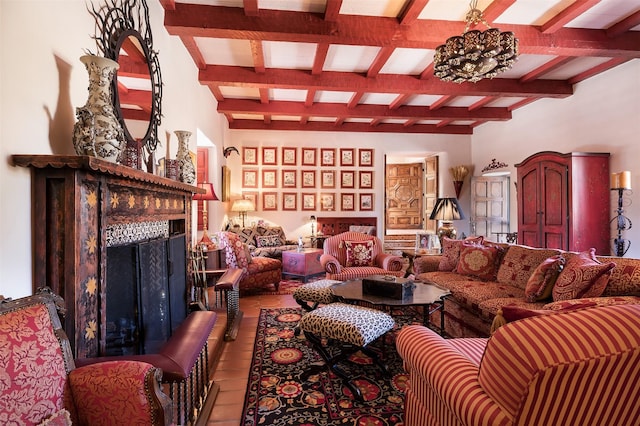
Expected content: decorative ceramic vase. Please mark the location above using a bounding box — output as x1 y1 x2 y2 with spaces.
175 130 196 184
73 55 125 163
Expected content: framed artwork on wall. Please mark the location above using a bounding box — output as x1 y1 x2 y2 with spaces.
242 147 258 165
320 193 335 211
222 165 231 201
262 169 277 188
301 170 316 188
301 193 316 211
359 193 374 211
359 170 373 189
262 192 278 211
320 148 336 167
340 170 355 188
282 193 297 211
242 168 258 188
302 148 317 166
340 148 355 166
242 191 259 210
282 169 297 188
341 193 355 211
282 147 297 165
262 147 277 165
321 170 335 188
359 148 374 167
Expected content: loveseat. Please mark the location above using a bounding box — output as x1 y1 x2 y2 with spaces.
0 288 172 425
414 238 640 337
396 303 640 426
228 225 298 258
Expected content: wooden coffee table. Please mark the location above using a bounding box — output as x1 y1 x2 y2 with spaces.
330 278 450 336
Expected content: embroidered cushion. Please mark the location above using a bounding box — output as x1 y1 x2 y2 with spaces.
255 234 283 248
456 243 502 281
438 236 483 271
524 255 565 302
37 409 72 426
344 239 374 267
552 249 616 301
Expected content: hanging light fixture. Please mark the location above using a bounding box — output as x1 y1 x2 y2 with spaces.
434 0 518 83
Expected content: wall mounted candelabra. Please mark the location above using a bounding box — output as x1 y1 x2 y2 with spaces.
611 171 632 257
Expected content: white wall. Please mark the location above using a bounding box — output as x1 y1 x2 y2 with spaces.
0 0 226 297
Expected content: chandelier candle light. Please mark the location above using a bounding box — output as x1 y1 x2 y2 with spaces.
434 0 518 83
611 171 632 257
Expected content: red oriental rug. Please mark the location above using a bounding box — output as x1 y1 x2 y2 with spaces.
240 307 407 426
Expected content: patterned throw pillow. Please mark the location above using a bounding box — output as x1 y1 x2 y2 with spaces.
255 235 282 248
344 240 374 267
552 249 616 301
438 236 483 271
456 242 502 280
524 255 565 302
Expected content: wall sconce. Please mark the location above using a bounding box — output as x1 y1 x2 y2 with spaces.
429 197 465 243
611 171 632 257
231 199 255 227
449 165 469 198
193 183 219 249
310 215 317 237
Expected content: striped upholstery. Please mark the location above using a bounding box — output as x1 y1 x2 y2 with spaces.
319 231 403 281
397 304 640 426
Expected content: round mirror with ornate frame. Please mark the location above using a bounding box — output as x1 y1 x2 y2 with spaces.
89 0 162 169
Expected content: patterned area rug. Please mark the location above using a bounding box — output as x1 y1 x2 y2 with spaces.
241 307 407 426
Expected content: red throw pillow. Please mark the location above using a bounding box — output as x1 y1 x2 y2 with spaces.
524 255 565 302
456 242 502 281
490 301 598 334
552 249 616 301
344 240 374 267
438 236 483 271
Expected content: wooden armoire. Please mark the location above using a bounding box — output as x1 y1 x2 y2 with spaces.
516 151 610 255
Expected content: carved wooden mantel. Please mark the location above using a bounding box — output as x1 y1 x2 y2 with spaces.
12 155 202 358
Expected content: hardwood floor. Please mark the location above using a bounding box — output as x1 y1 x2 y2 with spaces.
205 290 299 425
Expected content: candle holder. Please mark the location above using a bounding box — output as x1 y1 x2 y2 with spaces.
611 187 632 257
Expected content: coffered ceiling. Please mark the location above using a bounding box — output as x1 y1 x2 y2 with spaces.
157 0 640 134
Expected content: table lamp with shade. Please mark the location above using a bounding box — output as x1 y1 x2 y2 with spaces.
429 197 465 243
192 182 219 249
231 199 255 227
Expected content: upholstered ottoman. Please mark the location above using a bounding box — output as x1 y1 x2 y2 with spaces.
292 279 342 311
299 302 395 400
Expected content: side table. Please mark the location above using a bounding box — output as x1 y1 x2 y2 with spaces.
282 248 325 282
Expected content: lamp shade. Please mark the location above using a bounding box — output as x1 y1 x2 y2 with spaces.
231 199 255 212
429 197 465 221
192 182 219 201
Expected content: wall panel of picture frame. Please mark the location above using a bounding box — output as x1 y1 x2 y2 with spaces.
240 147 375 212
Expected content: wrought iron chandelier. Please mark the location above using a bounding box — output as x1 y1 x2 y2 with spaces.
434 0 518 83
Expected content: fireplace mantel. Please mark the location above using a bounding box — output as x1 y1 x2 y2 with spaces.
13 154 201 358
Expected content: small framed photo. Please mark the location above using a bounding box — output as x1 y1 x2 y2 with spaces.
242 147 258 165
320 193 335 211
341 193 355 211
359 170 373 189
340 148 355 166
282 147 297 165
262 146 277 165
282 169 297 188
262 169 277 188
301 193 316 211
301 170 316 188
320 148 336 167
321 170 335 188
262 192 278 211
359 148 374 167
416 232 441 254
302 148 317 166
359 193 374 211
242 191 259 210
282 192 297 211
340 170 355 188
242 168 258 188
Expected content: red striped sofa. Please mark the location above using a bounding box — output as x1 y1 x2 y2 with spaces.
397 303 640 426
414 242 640 337
319 231 403 281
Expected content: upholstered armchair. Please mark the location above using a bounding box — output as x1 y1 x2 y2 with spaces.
320 231 403 281
218 231 282 293
0 288 172 425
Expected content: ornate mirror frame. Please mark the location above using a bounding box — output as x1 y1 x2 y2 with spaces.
89 0 162 162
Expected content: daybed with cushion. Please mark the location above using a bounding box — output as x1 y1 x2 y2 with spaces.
228 225 298 258
320 231 404 281
413 237 640 337
397 303 640 426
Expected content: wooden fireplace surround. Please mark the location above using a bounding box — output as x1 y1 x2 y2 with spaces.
12 155 202 359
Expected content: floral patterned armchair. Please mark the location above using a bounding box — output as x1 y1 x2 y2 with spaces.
0 288 172 425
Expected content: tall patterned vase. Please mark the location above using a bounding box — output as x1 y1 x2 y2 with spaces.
72 55 125 163
175 130 196 184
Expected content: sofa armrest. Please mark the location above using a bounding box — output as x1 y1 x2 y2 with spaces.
396 325 509 426
69 360 172 426
375 253 403 271
320 253 342 274
414 255 442 274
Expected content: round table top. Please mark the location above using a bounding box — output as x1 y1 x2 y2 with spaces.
330 278 450 307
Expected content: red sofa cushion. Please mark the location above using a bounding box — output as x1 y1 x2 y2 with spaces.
553 249 616 301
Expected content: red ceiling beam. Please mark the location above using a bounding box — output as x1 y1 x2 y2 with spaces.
367 47 395 77
607 10 640 38
399 0 430 26
482 0 516 24
568 57 632 84
540 0 602 34
179 36 206 69
312 43 329 75
324 0 342 22
228 119 473 134
519 56 574 82
250 40 265 73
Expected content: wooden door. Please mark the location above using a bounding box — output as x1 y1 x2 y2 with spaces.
385 162 423 229
470 176 510 240
424 157 438 233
